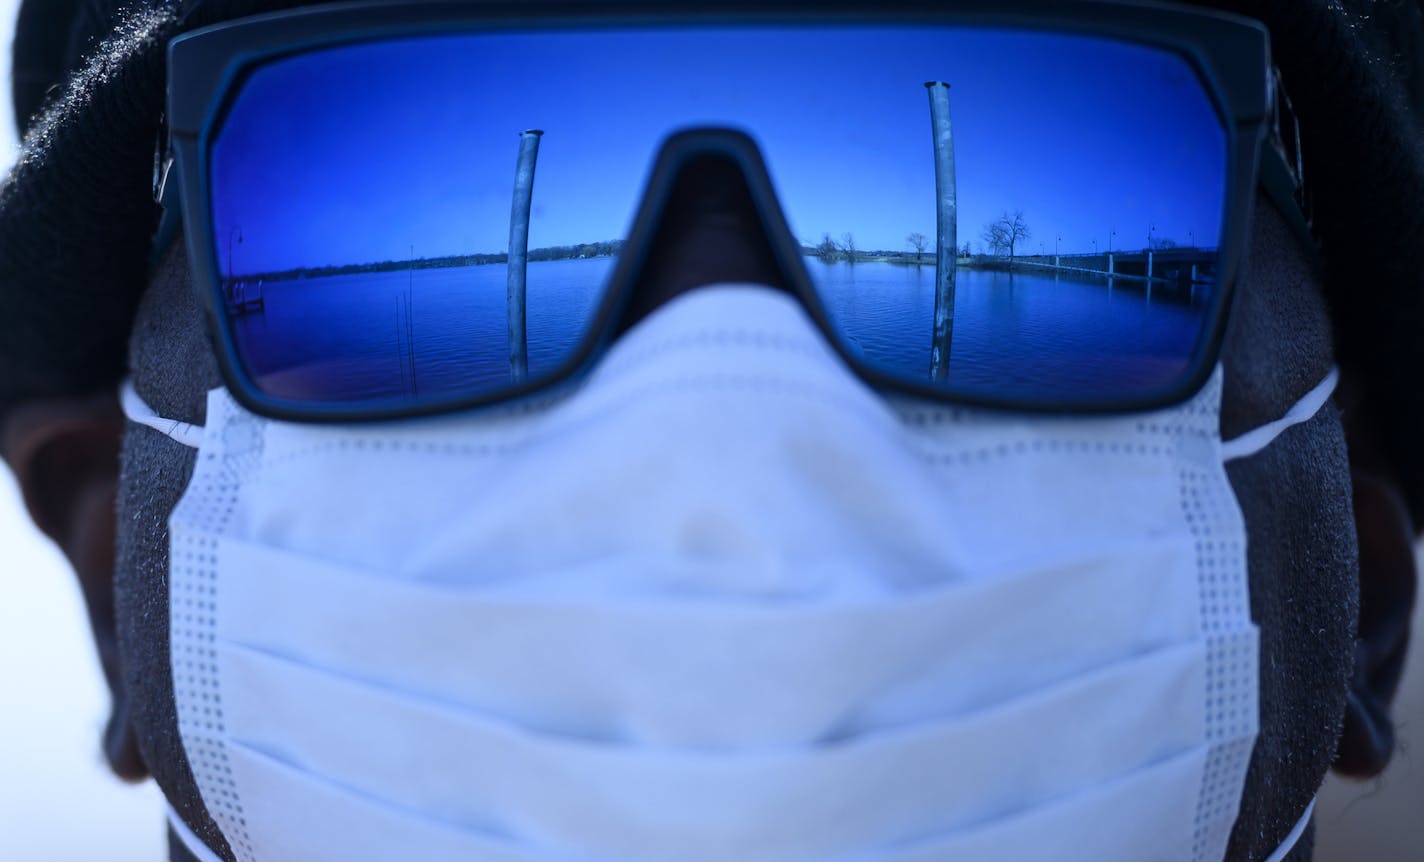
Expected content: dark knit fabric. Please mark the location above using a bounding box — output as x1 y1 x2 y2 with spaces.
0 0 175 423
1192 0 1424 529
1 0 1422 520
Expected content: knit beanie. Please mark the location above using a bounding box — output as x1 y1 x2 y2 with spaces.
2 0 1422 516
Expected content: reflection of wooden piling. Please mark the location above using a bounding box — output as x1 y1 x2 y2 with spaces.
507 130 543 384
925 82 956 381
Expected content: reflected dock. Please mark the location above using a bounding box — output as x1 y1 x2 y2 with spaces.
225 279 265 315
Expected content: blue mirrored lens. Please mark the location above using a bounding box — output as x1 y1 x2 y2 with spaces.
209 26 1226 411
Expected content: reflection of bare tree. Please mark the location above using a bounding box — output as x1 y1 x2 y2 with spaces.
981 223 1005 256
907 232 929 265
838 233 858 264
981 210 1031 260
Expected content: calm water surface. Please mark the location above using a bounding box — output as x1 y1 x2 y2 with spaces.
809 260 1205 396
232 258 1207 404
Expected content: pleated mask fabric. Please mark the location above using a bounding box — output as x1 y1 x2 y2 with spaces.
138 284 1275 862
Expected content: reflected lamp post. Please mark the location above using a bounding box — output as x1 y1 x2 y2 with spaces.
227 226 243 283
1146 223 1157 283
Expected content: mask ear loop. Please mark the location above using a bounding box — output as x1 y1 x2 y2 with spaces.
1262 797 1317 862
1220 367 1338 462
120 378 205 448
166 802 227 862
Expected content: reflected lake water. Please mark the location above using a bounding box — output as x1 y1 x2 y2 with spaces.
231 257 1208 404
810 259 1205 397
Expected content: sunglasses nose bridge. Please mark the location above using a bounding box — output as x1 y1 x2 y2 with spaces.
610 128 813 338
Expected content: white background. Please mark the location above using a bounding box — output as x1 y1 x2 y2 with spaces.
0 2 1418 859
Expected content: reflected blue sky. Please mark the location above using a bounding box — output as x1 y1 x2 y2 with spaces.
212 26 1225 276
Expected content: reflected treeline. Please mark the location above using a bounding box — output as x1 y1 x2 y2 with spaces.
234 240 627 284
803 233 967 266
800 244 977 267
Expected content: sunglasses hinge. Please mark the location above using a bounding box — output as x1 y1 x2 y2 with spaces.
1268 67 1312 233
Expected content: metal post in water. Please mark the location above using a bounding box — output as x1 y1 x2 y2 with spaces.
1146 250 1154 285
507 129 544 384
1108 253 1115 276
925 82 956 381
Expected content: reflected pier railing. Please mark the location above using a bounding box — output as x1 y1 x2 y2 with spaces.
1009 247 1217 294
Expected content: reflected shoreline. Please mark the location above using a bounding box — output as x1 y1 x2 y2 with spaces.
228 246 1217 293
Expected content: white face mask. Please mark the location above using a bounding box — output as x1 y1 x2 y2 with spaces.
127 285 1332 862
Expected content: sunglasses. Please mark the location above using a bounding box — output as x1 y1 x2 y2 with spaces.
163 0 1277 423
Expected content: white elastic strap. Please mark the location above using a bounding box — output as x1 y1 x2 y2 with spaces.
1220 367 1338 463
166 802 229 862
120 378 205 449
1262 796 1317 862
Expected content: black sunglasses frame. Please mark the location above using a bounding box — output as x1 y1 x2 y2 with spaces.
167 0 1273 423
